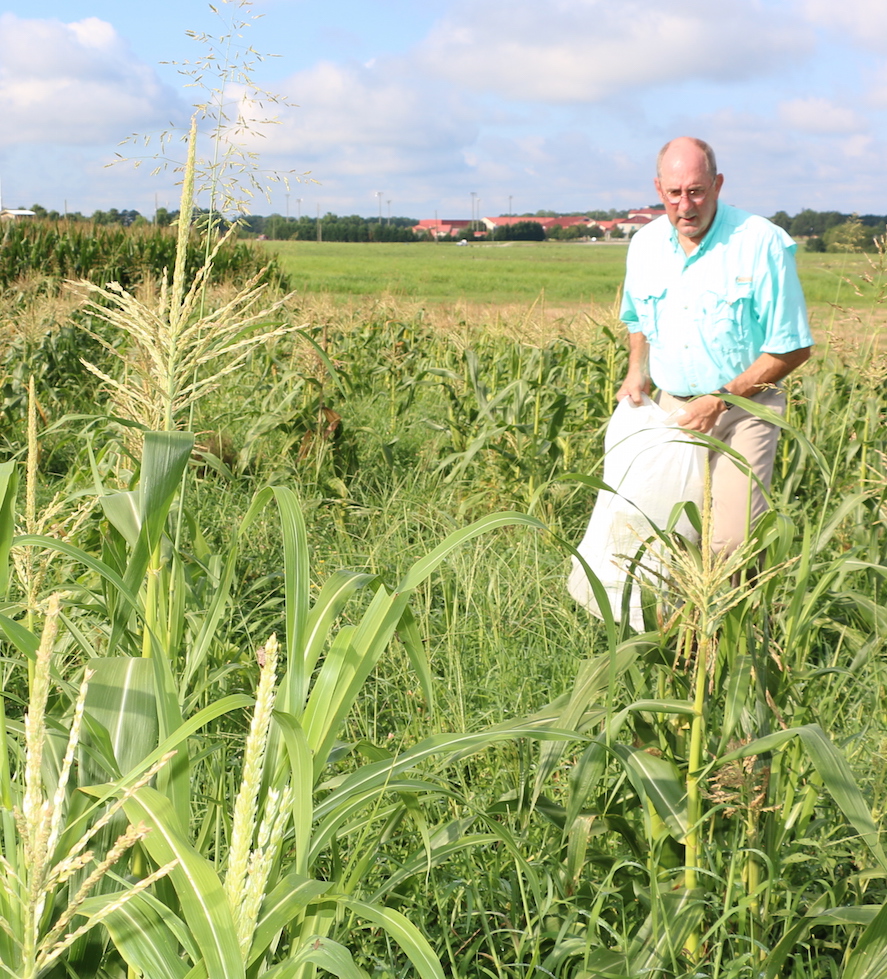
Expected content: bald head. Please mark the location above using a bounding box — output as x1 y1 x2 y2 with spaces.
657 137 717 180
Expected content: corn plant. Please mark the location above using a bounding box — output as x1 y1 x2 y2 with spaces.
4 418 566 977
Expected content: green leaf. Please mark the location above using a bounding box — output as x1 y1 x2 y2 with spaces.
122 786 245 979
77 891 191 979
612 744 688 840
718 723 887 869
628 886 704 974
841 899 887 979
533 646 638 804
247 874 333 967
0 460 19 600
270 711 314 875
100 490 142 548
83 657 159 779
341 898 445 979
0 611 39 660
262 937 368 979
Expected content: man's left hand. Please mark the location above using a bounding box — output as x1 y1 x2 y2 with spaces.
672 394 726 433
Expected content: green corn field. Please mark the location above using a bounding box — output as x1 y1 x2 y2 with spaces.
1 202 886 978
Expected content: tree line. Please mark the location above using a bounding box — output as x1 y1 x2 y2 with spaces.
16 204 887 251
770 209 886 251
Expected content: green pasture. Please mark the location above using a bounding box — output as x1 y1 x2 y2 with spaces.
265 239 886 327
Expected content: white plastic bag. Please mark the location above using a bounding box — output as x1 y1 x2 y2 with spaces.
567 395 705 630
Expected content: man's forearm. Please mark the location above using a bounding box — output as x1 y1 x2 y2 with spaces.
626 331 649 376
722 347 812 399
616 331 651 403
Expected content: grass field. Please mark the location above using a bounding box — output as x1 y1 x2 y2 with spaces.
264 239 887 339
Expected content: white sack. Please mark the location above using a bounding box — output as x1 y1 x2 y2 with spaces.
567 395 705 630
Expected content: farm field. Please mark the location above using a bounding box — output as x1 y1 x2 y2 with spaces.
1 218 887 978
264 239 887 339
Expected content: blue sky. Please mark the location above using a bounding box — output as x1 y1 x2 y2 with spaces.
1 0 885 221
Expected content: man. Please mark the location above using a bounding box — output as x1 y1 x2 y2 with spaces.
616 137 813 554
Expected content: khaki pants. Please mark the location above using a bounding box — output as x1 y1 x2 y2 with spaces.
657 388 786 555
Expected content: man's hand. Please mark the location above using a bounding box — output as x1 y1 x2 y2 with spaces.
672 394 726 433
616 368 651 405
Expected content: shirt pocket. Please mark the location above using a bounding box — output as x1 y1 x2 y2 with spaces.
634 284 667 342
702 280 754 353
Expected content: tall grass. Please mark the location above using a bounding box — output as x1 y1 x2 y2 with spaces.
4 281 886 975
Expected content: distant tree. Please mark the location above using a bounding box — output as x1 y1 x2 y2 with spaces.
588 208 628 220
789 208 847 238
770 210 791 231
30 204 48 218
264 214 294 240
493 220 545 241
154 207 173 227
609 226 625 239
587 224 604 238
805 236 826 252
824 215 871 253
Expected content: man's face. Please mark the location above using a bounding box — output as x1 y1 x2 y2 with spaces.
654 146 723 242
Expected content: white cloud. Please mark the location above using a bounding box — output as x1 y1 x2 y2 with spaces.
260 59 479 177
417 0 812 103
0 13 183 146
801 0 887 47
778 96 867 134
865 64 887 109
674 106 887 215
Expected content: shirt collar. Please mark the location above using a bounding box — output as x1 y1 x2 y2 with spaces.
667 203 723 260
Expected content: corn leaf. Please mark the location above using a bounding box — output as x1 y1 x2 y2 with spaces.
841 899 887 979
261 937 367 979
612 743 689 841
246 874 333 968
77 891 191 979
82 657 158 779
628 886 704 974
122 786 245 979
341 897 445 979
719 723 887 870
0 460 19 599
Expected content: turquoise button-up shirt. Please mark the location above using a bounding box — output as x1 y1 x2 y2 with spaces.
619 204 813 396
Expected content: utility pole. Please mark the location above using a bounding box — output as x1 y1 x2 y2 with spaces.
470 191 476 234
296 198 302 220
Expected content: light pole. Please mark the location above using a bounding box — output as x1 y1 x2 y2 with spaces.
375 191 383 220
296 198 302 220
387 200 391 226
285 193 290 219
